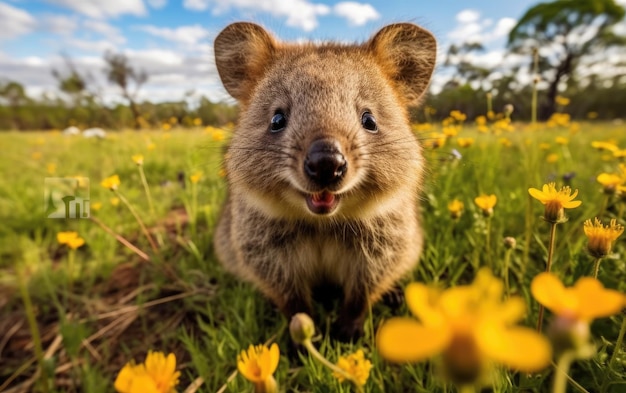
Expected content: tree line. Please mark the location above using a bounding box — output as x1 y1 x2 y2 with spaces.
0 0 624 131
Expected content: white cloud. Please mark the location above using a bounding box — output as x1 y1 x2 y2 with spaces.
83 19 126 44
42 14 79 35
147 0 167 9
45 0 146 19
333 2 379 26
456 9 480 24
448 15 518 45
0 2 36 40
493 17 516 39
136 24 211 45
182 0 331 31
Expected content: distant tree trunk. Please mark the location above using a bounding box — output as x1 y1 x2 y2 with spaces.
541 52 574 120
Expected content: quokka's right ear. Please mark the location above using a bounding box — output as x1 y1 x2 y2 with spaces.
214 22 276 103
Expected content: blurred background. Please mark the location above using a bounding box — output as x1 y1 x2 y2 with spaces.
0 0 625 130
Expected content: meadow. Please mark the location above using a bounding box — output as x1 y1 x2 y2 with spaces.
1 113 625 393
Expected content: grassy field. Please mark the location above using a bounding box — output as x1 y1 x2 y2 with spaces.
1 119 625 393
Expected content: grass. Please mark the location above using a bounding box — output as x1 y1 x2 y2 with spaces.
0 120 625 393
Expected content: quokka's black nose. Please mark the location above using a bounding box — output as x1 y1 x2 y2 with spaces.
304 139 347 187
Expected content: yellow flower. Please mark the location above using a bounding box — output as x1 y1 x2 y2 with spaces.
333 350 372 387
110 197 120 206
57 231 85 250
132 154 144 166
190 171 202 184
528 183 581 223
162 123 172 131
546 153 559 163
212 129 225 142
532 273 624 322
499 137 512 147
597 173 623 194
237 343 279 392
47 163 57 175
583 218 624 258
475 115 487 126
32 151 42 160
91 202 103 211
448 199 464 219
587 111 598 119
147 142 156 151
474 194 497 217
613 149 626 159
457 137 474 148
193 117 202 126
450 110 467 122
101 175 121 191
114 351 180 393
591 141 619 152
555 136 568 145
377 269 551 384
539 143 551 150
555 96 570 106
443 125 460 137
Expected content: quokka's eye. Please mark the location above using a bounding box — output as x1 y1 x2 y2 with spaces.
361 111 378 133
270 111 287 133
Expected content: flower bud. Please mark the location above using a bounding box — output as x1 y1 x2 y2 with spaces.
503 237 516 249
289 313 315 344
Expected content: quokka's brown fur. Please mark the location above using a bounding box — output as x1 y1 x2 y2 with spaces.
213 22 436 340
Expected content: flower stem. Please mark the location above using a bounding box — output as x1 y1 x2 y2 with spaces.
138 165 155 217
552 351 574 393
114 190 159 254
503 247 512 297
17 265 50 393
608 314 626 371
302 339 363 393
538 222 558 333
592 257 603 279
485 217 492 269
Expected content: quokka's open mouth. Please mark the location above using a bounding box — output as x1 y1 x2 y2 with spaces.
305 191 340 215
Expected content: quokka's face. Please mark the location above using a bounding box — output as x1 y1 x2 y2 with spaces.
229 51 420 218
215 23 436 219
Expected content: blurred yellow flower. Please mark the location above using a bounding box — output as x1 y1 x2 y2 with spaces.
546 153 559 163
448 199 464 219
443 125 460 137
474 194 497 217
377 269 551 383
147 142 156 151
57 231 85 250
587 111 598 119
32 151 42 160
531 273 623 323
162 123 172 131
193 117 202 126
584 218 624 258
499 137 513 147
212 129 225 142
91 202 103 211
47 163 57 175
555 96 570 106
613 149 626 159
101 175 121 191
528 183 581 223
132 154 144 166
457 137 474 148
597 173 623 194
475 115 487 126
539 143 551 150
450 110 467 122
412 123 433 132
114 351 180 393
111 197 120 206
555 137 568 145
591 141 619 152
333 349 372 387
190 171 203 184
237 343 279 393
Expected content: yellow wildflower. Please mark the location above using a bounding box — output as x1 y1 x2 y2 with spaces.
101 175 121 191
147 142 156 151
475 115 487 126
528 183 581 223
237 343 279 393
212 129 225 142
443 125 460 137
597 173 623 194
190 171 202 184
474 194 497 217
539 143 551 150
162 123 172 131
613 149 626 159
583 218 624 258
448 199 464 219
333 350 372 387
57 231 85 250
114 351 180 393
457 138 474 148
110 197 120 206
555 96 570 106
546 153 559 163
132 154 144 166
377 269 551 384
91 202 103 211
499 137 512 147
555 137 568 145
450 110 467 122
193 117 202 126
32 151 42 160
47 163 56 175
591 141 618 152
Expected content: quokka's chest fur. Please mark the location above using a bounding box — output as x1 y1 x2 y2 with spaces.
212 22 436 341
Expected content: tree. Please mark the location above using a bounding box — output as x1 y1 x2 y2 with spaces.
507 0 625 119
103 51 148 129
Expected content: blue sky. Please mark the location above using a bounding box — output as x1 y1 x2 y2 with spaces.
0 0 621 104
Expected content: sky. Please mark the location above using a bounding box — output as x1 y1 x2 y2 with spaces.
0 0 624 105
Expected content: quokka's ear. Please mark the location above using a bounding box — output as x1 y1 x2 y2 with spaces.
367 23 437 105
214 22 276 103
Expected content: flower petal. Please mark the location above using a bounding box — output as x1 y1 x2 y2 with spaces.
405 283 444 326
376 317 450 363
528 187 545 203
531 273 577 315
268 343 280 376
574 278 624 320
114 363 136 393
477 324 552 372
